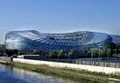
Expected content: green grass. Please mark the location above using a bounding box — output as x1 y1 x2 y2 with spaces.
13 62 120 83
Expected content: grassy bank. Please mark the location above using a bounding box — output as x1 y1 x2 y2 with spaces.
13 62 120 83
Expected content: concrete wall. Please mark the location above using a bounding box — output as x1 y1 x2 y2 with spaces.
13 58 120 74
0 57 12 64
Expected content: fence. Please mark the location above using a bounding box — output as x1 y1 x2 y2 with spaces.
23 56 120 68
18 54 120 68
45 59 120 68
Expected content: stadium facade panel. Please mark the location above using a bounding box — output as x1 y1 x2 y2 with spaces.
5 30 113 52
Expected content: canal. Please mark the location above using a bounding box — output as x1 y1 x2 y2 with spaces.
0 64 79 83
0 64 118 83
0 64 87 83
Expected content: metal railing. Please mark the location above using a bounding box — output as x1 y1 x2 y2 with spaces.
21 54 120 68
25 58 120 68
47 59 120 68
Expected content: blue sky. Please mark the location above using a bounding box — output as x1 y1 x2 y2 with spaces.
0 0 120 44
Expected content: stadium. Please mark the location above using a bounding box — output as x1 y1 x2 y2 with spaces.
5 30 115 57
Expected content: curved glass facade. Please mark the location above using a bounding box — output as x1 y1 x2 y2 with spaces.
5 30 112 52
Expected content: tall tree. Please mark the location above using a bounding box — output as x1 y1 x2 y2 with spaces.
48 51 54 59
108 42 116 56
58 50 63 59
68 50 74 59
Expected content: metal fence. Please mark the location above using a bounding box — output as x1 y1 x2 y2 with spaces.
21 55 120 68
29 58 120 68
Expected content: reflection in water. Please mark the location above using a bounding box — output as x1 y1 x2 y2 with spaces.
0 64 77 83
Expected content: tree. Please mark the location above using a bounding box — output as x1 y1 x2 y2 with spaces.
91 48 99 58
58 50 63 59
98 48 102 58
90 48 94 58
6 49 18 57
68 50 74 59
83 45 90 57
108 42 117 57
48 51 54 59
106 49 111 59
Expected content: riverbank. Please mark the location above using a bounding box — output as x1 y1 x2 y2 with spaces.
13 62 120 83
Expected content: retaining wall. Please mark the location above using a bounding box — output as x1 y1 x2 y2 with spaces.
0 57 12 64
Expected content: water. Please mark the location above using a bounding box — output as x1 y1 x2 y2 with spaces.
0 64 77 83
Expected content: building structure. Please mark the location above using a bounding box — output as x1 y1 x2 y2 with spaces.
5 30 119 57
